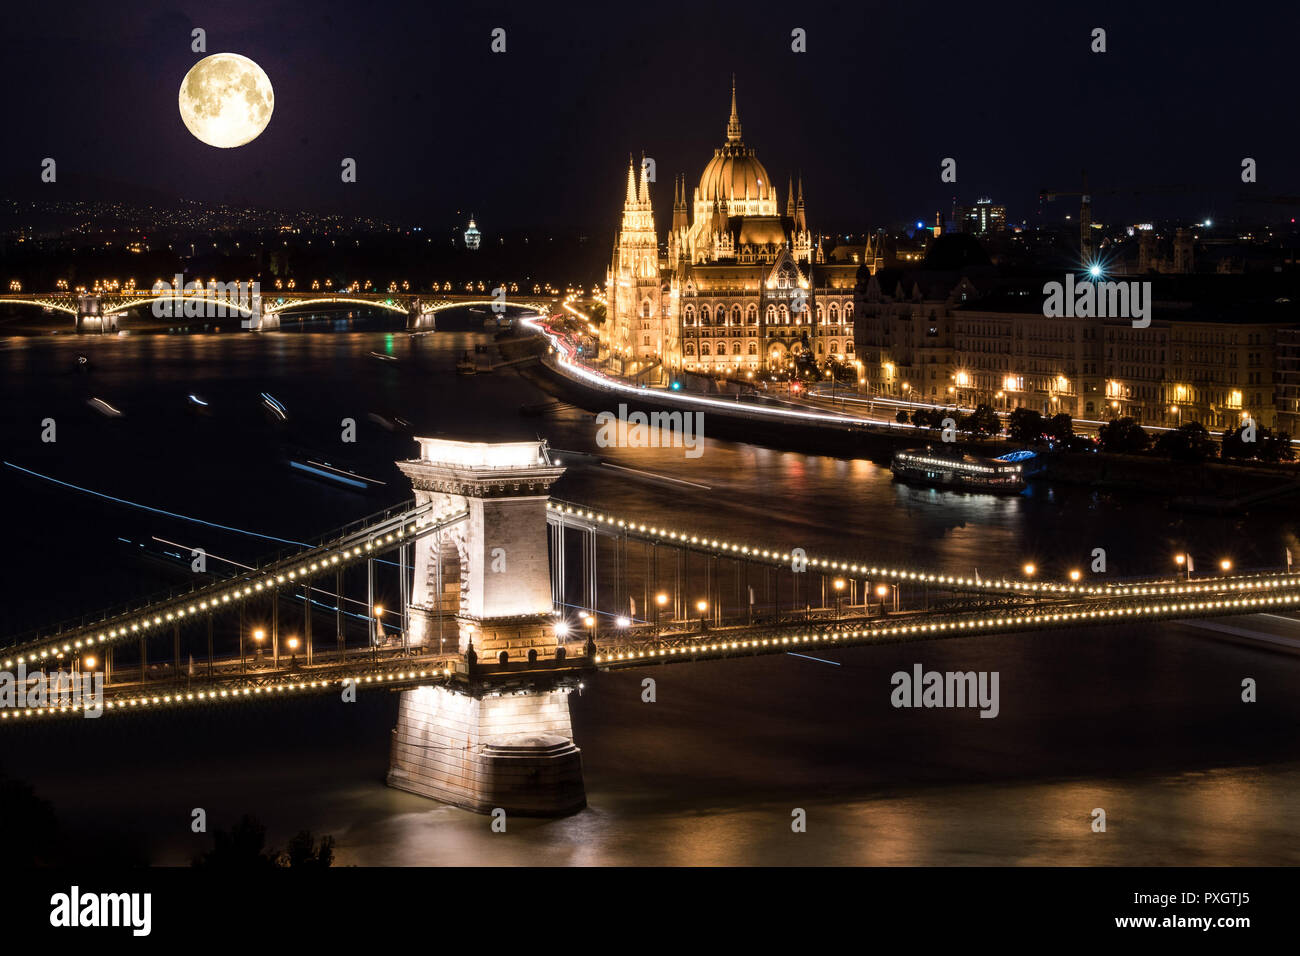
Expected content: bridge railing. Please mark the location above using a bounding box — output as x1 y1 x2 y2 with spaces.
0 498 430 653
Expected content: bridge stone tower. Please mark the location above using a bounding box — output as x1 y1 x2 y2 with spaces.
387 438 587 816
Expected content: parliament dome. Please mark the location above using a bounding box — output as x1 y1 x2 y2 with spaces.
696 82 775 206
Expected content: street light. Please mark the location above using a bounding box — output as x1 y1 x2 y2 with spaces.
287 636 300 667
696 599 709 631
252 627 265 661
875 583 895 615
833 577 846 617
1219 558 1233 573
1022 563 1037 577
1069 569 1081 582
655 591 668 631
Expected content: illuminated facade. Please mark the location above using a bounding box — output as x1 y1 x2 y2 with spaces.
857 276 1288 429
605 81 875 377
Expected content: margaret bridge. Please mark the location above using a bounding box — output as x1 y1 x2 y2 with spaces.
0 289 556 332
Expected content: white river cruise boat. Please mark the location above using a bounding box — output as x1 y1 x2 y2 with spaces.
890 447 1031 494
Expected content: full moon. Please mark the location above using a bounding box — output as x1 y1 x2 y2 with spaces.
178 53 274 149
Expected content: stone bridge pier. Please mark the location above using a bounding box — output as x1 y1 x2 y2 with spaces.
386 438 587 816
75 295 118 333
406 299 437 331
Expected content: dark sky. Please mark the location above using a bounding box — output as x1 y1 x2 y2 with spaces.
3 0 1298 237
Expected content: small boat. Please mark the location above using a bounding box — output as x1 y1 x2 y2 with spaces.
368 350 398 363
456 351 477 375
890 446 1026 494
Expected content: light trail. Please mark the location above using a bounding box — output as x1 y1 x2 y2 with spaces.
3 461 310 547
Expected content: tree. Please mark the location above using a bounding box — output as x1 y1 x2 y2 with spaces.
1007 407 1044 443
1224 424 1296 462
279 831 335 869
895 409 910 425
0 769 57 866
193 815 277 870
1098 417 1151 453
1154 422 1216 462
912 408 940 429
962 403 1000 437
1262 429 1296 463
192 816 335 870
1045 413 1074 443
588 301 607 325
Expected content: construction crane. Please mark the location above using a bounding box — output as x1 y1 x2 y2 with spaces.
1039 170 1095 263
1041 172 1231 265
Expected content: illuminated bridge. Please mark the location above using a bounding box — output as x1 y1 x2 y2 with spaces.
4 438 1298 815
0 289 556 332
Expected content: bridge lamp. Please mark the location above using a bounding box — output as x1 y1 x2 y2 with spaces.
84 656 97 670
582 614 595 628
553 621 570 638
1022 563 1037 577
833 578 846 591
655 592 669 607
1069 569 1082 582
252 628 265 644
1175 554 1186 566
373 605 384 618
287 637 300 651
695 600 708 613
615 616 631 628
875 585 889 598
1219 558 1233 572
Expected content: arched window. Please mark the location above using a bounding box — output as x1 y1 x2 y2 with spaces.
844 302 854 319
765 305 776 322
685 305 695 324
817 342 824 354
701 305 711 324
748 341 757 355
829 341 838 354
829 303 839 324
747 304 758 324
815 303 824 321
732 305 742 324
685 342 696 355
642 300 651 318
779 304 789 323
701 343 711 356
846 341 854 354
717 341 728 356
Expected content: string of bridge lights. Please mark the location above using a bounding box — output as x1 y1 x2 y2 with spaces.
1 508 463 669
593 587 1300 665
0 665 458 722
547 501 1300 599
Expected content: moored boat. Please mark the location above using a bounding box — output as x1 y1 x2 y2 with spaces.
890 446 1027 494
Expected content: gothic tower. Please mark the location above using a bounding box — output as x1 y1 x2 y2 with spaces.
604 156 667 370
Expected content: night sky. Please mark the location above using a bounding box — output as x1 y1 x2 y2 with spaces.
3 0 1297 236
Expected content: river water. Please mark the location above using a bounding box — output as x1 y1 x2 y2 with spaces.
2 312 1298 865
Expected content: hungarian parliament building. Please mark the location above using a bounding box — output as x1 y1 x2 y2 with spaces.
602 82 874 377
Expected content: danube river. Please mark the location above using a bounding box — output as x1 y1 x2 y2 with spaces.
2 313 1298 865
